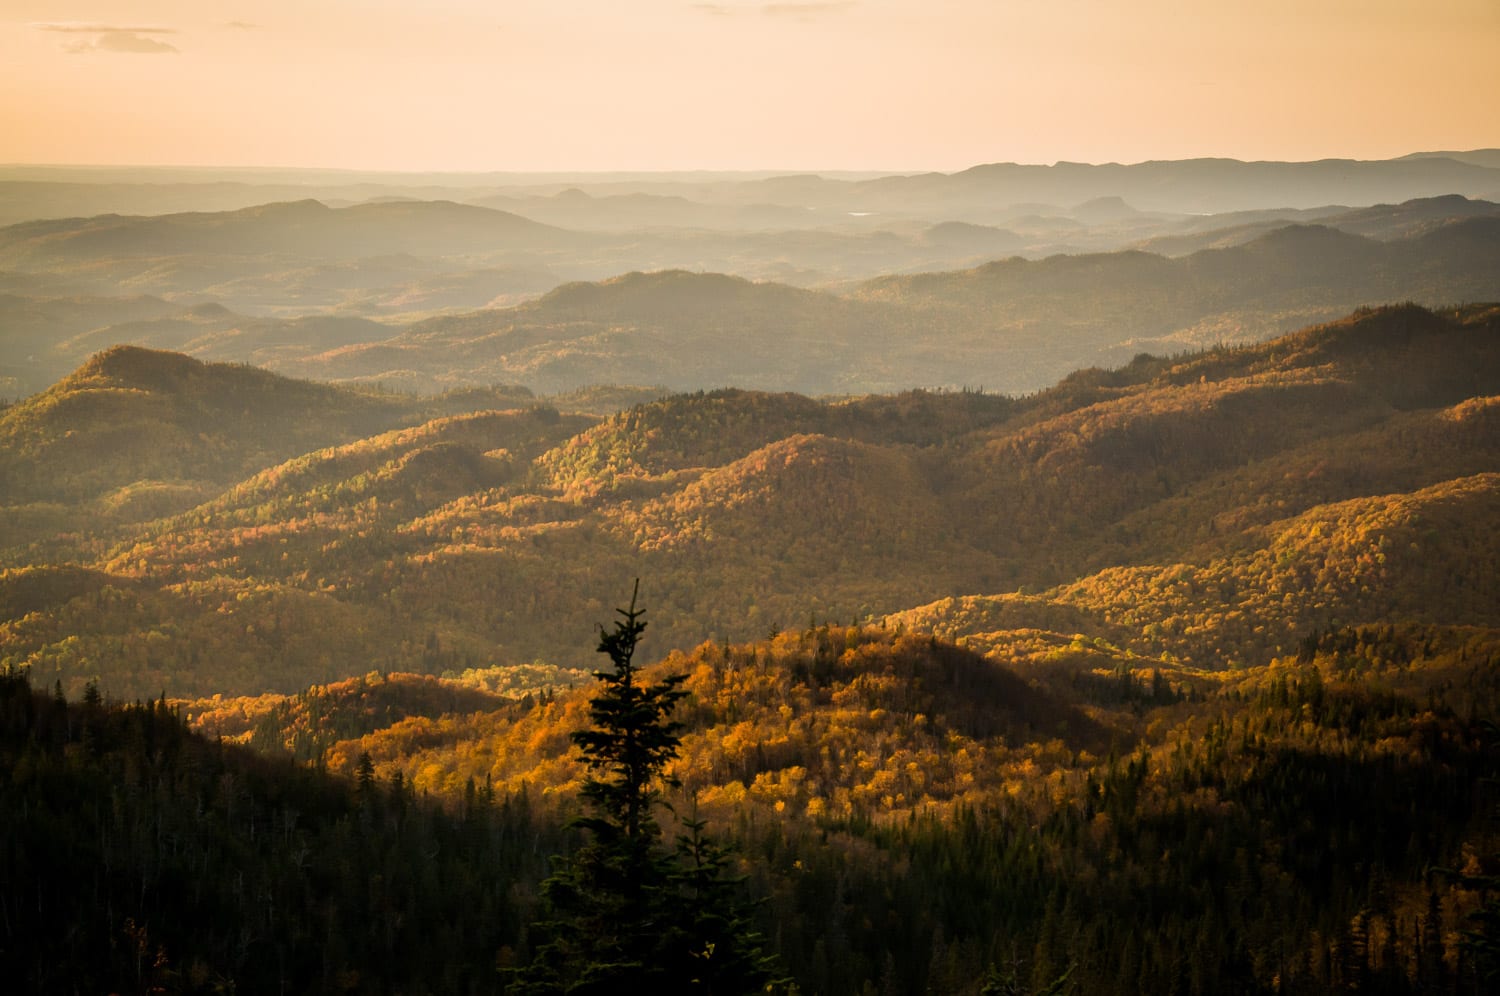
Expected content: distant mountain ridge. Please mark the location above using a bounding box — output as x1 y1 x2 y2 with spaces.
3 180 1498 397
1133 193 1500 255
5 207 1497 401
891 154 1500 213
4 150 1498 223
0 198 582 264
268 214 1496 397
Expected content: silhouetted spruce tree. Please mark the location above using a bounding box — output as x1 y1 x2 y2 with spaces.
508 582 779 994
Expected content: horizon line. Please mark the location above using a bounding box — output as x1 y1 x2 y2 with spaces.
4 149 1499 180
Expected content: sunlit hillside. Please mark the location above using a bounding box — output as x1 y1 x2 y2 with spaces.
4 300 1500 994
2 304 1495 701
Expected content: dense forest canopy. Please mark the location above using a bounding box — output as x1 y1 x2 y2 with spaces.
4 303 1499 701
3 283 1500 991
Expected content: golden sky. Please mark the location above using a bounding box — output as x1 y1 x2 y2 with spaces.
3 1 1498 171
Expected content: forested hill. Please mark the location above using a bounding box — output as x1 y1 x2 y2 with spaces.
0 345 597 547
1 302 1497 702
0 344 559 488
7 602 1498 993
0 671 555 994
4 302 1500 993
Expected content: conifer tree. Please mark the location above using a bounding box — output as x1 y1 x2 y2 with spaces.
508 582 778 994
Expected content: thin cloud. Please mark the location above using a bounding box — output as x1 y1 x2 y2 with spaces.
92 32 179 54
227 21 259 31
34 23 180 55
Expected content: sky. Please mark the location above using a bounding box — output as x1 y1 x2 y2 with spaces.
3 1 1498 172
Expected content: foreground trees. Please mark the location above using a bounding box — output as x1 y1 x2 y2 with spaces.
6 620 1499 992
508 583 779 994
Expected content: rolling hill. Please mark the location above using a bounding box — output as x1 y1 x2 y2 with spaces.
3 303 1498 704
0 346 554 549
5 301 1500 994
247 217 1500 396
4 184 1499 399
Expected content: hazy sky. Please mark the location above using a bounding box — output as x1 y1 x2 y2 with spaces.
4 1 1497 171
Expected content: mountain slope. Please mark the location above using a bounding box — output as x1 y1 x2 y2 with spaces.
0 672 548 993
288 270 915 395
3 304 1499 700
5 195 1498 399
263 218 1500 396
0 346 557 550
166 613 1499 994
8 298 1500 993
